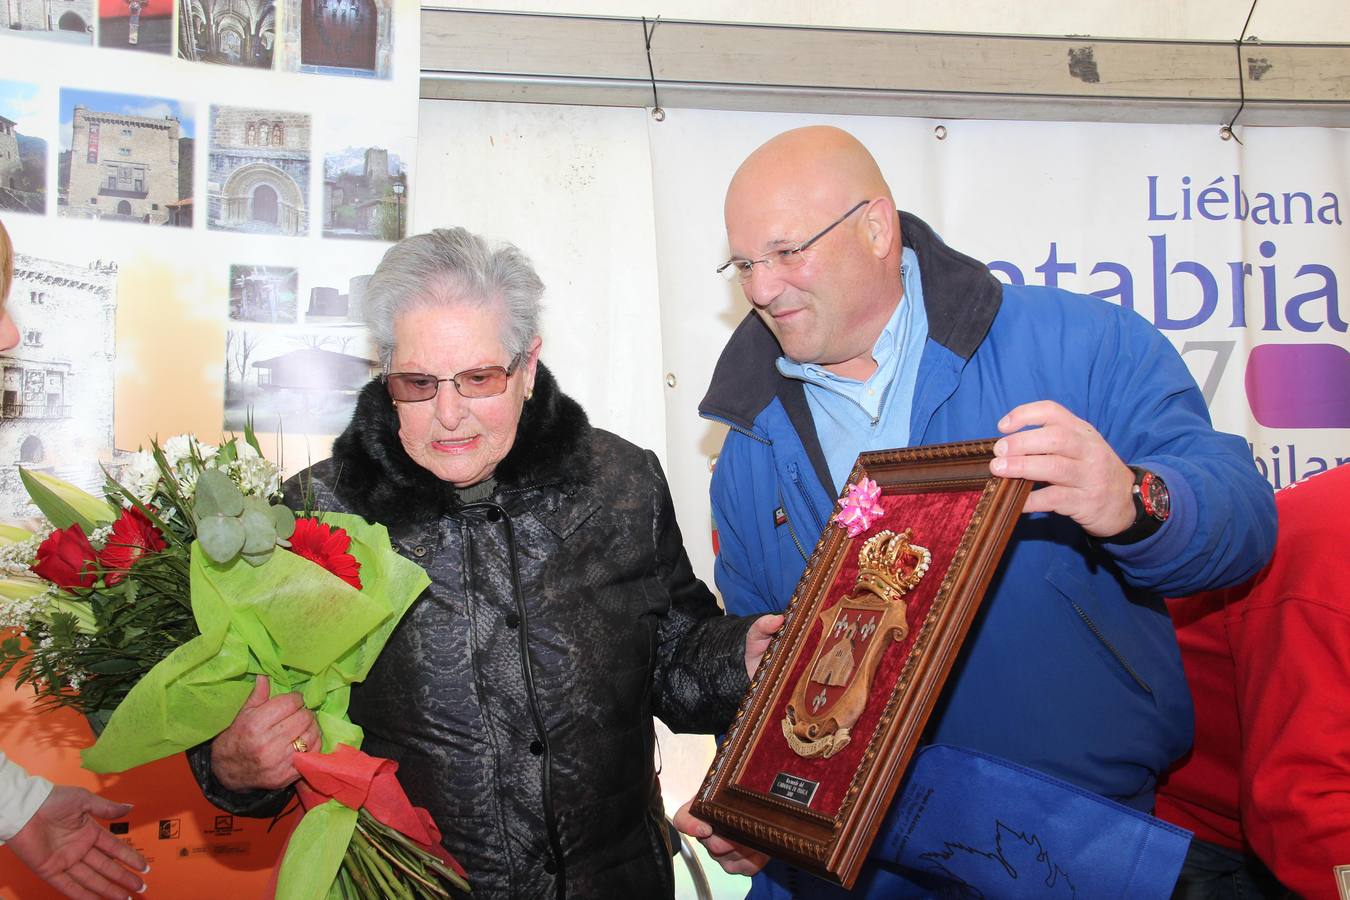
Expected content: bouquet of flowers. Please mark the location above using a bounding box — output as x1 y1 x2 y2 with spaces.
0 432 469 899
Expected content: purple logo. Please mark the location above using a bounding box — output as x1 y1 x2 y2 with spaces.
1246 343 1350 428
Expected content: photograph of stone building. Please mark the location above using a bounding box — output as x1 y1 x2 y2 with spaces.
229 264 297 323
0 0 94 43
323 146 405 240
305 271 369 322
224 327 377 434
0 81 47 215
0 253 118 522
208 105 309 236
98 0 173 54
59 89 194 227
271 0 390 78
178 0 275 68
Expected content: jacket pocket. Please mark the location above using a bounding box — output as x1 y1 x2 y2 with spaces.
1045 562 1154 699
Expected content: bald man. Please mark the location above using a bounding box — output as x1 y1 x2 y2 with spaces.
678 128 1275 897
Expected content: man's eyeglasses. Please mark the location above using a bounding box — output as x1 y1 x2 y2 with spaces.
384 354 524 402
717 200 870 283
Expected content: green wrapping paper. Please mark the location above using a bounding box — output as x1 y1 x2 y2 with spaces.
77 512 432 899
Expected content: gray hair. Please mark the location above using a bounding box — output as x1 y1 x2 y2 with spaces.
364 227 544 369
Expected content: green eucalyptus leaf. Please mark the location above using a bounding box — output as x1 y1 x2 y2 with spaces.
195 470 244 519
242 495 270 516
241 549 273 567
198 515 246 563
270 504 296 540
241 508 277 554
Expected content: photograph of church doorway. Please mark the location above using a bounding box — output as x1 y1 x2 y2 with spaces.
218 162 304 234
57 11 87 30
284 0 389 77
177 0 275 68
208 105 310 236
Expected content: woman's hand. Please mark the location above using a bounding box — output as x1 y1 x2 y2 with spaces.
673 800 769 876
7 785 149 899
744 614 784 679
210 675 320 792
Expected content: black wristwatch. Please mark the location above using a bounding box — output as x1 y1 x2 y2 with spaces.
1101 466 1171 545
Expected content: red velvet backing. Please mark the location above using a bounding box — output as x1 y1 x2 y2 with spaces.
733 486 984 818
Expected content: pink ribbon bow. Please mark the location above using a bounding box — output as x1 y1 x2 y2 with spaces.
832 477 886 537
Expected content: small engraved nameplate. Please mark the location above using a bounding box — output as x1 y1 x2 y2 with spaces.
769 772 820 807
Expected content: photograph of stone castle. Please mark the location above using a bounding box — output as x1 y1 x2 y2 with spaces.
0 81 47 216
0 250 118 521
208 105 310 236
58 89 195 227
1 0 93 43
323 145 406 240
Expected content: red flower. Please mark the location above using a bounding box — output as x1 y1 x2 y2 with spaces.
287 518 362 590
32 524 98 590
99 507 167 586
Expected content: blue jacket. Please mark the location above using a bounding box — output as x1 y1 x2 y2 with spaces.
699 212 1276 896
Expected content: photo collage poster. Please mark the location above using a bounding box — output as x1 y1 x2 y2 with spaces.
0 1 418 892
0 0 418 526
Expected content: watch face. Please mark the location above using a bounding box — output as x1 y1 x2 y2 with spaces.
1141 472 1170 521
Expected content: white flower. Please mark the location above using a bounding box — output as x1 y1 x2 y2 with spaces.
120 451 162 505
229 455 282 499
0 528 50 575
161 435 196 468
88 524 114 549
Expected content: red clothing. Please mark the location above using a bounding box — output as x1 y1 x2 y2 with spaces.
1157 464 1350 900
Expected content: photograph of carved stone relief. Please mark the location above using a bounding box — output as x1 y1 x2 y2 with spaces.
208 105 310 236
0 251 118 521
0 81 47 216
98 0 173 54
59 89 195 227
177 0 275 68
0 0 93 44
229 264 298 323
223 327 377 434
322 145 406 240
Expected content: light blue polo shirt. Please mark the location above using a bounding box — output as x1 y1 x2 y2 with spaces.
776 247 929 492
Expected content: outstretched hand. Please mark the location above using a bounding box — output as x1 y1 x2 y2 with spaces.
990 400 1136 538
673 799 769 877
744 614 784 679
7 785 148 900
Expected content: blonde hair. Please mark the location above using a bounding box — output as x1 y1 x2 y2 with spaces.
0 218 11 304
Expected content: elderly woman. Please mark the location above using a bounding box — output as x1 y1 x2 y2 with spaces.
192 227 778 898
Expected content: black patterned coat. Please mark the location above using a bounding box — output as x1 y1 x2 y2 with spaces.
191 365 753 899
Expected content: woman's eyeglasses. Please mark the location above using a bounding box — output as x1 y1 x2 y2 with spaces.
384 354 523 402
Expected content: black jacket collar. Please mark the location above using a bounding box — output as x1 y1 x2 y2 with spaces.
326 363 592 525
698 211 1001 495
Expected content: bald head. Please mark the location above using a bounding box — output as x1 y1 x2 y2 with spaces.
723 127 904 380
727 127 893 223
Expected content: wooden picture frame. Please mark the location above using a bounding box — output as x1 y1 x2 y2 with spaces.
691 438 1030 889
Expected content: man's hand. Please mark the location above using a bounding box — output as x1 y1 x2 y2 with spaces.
673 800 769 877
7 785 148 900
744 614 784 679
210 675 320 792
990 400 1136 538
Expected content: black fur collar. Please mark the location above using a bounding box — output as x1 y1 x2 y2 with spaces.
325 363 593 524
